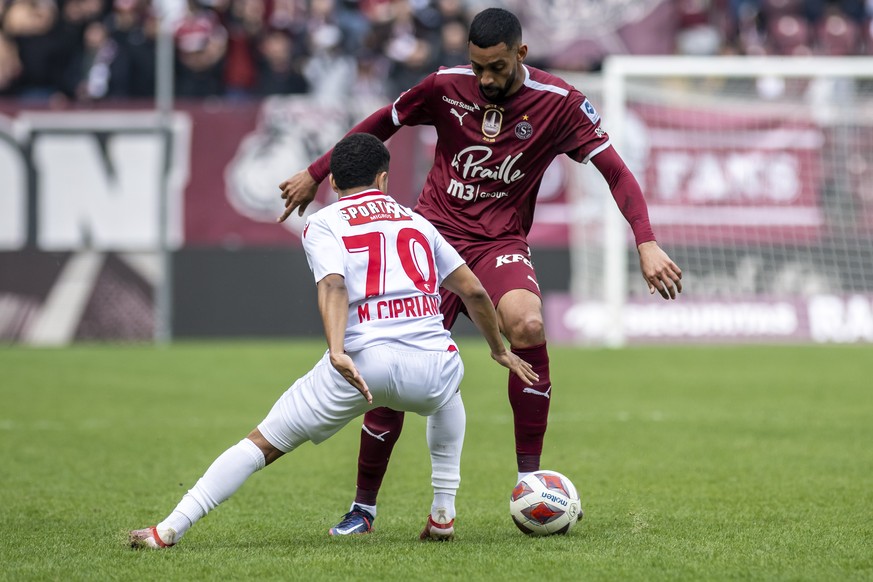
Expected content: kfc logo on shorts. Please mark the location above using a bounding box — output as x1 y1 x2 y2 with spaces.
495 253 533 268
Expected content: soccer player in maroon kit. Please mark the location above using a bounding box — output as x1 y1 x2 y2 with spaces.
278 7 682 535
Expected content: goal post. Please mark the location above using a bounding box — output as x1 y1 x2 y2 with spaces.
560 56 873 346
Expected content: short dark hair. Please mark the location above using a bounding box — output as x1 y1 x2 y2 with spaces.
468 8 522 49
329 133 391 190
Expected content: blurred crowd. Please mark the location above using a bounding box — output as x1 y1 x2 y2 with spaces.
0 0 476 102
1 0 872 103
678 0 873 57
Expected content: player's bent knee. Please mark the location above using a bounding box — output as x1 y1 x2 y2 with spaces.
246 429 285 466
506 317 545 348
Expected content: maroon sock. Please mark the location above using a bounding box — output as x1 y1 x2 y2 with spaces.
508 342 551 473
354 407 405 506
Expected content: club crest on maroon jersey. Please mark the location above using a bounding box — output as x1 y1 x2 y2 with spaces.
515 121 533 140
482 108 503 140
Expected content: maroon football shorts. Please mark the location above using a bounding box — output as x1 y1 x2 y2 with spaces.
439 239 542 330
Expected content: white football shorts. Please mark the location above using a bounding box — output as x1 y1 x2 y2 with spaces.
257 343 464 453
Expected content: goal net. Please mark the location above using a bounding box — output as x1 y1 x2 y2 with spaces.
558 57 873 345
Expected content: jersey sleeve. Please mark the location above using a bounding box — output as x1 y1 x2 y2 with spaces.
307 106 400 183
307 74 438 182
302 214 345 283
390 72 438 127
592 146 656 246
555 91 612 165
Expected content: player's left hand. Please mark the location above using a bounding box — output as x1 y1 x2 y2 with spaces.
491 351 539 386
638 241 683 300
329 352 372 403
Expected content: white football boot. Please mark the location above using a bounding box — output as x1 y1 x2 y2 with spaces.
129 526 177 549
419 507 455 541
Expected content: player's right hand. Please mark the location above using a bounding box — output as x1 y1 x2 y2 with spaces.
491 351 539 386
277 170 319 222
329 352 372 403
638 241 683 300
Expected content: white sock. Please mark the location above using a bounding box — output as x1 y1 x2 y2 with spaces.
157 438 266 541
350 502 377 518
431 492 456 521
427 392 465 521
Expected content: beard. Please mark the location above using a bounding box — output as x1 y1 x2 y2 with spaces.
480 66 518 102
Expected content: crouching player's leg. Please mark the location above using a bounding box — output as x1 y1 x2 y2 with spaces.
128 428 280 549
130 353 372 548
383 345 465 542
419 390 466 541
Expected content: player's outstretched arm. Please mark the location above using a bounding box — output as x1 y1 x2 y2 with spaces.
638 241 683 300
441 265 539 386
317 274 372 403
590 147 683 300
277 106 401 223
277 169 319 222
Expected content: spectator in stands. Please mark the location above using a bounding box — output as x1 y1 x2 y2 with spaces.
815 5 861 55
379 0 440 97
302 0 356 100
351 48 389 97
0 0 23 94
56 0 107 95
173 0 228 97
216 0 264 99
804 0 867 23
435 0 468 22
0 37 21 94
335 0 370 54
266 0 306 33
255 25 308 95
61 0 106 27
434 14 466 66
1 0 73 100
104 0 156 99
71 19 117 99
675 0 723 56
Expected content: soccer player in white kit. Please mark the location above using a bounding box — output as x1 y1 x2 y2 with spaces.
129 133 538 548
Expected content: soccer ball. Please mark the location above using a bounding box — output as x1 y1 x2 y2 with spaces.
509 470 582 536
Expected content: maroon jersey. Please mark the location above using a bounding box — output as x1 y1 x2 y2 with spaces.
391 65 610 246
307 65 654 250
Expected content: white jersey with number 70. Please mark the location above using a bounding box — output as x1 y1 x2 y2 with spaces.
303 189 466 353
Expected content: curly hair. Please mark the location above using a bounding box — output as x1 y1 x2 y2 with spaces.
329 133 391 190
468 7 522 50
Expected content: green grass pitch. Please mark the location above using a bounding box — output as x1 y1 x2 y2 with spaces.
1 341 872 581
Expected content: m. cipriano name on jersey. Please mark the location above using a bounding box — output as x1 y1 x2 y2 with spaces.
356 293 441 324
